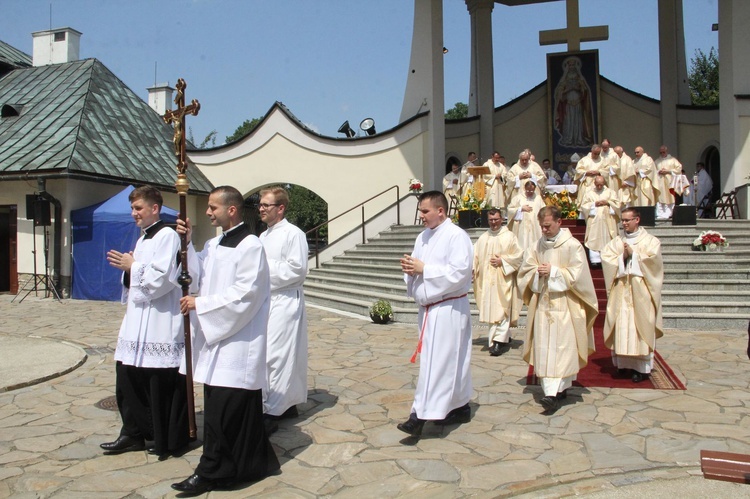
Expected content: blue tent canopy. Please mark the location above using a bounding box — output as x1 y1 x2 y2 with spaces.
71 185 178 301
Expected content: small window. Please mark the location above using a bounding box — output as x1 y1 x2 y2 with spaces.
1 104 20 118
54 31 66 42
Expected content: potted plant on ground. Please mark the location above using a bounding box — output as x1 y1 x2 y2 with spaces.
369 299 393 324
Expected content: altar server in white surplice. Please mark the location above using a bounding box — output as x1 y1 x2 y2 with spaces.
258 186 309 426
397 191 474 438
601 207 664 384
172 186 279 495
102 186 188 458
517 206 598 415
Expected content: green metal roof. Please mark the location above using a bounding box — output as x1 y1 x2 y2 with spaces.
0 40 31 71
0 58 212 194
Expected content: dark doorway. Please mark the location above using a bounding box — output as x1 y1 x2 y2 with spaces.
703 145 721 203
0 205 18 294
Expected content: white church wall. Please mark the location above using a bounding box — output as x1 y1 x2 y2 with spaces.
677 124 720 177
192 108 430 243
494 86 549 161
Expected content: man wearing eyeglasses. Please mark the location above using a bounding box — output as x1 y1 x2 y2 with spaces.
258 186 309 433
601 207 664 384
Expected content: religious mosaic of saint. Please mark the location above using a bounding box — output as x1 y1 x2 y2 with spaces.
553 56 595 148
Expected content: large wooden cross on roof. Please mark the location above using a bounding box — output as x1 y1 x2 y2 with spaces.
538 0 609 52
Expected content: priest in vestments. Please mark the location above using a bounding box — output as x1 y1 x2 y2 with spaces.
633 146 657 207
600 139 621 195
259 186 309 429
507 180 544 251
615 146 636 208
442 158 462 202
398 191 473 437
473 208 524 356
517 206 598 414
574 144 605 209
102 186 188 457
505 149 546 207
580 175 619 265
601 207 664 383
654 145 683 219
483 151 508 208
173 186 280 495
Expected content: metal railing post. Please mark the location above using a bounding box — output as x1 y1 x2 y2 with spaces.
361 206 366 244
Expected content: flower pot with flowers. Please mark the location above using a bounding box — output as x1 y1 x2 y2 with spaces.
369 299 394 324
542 189 578 220
692 230 728 252
408 178 423 194
453 189 488 228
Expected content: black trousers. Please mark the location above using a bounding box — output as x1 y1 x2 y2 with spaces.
115 362 189 453
196 385 280 482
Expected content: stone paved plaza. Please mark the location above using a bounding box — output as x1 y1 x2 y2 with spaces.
1 294 749 497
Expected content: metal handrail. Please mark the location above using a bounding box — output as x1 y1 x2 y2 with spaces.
306 185 401 268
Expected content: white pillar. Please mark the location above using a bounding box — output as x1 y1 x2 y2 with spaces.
657 0 690 153
467 0 495 161
719 0 750 217
400 0 446 191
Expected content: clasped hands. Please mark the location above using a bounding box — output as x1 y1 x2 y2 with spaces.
537 262 551 277
401 254 424 276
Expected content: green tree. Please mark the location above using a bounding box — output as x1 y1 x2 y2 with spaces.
286 185 328 241
225 116 264 144
187 127 217 149
688 47 719 106
445 102 469 120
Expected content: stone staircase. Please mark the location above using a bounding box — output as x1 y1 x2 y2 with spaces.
304 219 750 330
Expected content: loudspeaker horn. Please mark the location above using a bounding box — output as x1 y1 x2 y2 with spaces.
337 120 355 138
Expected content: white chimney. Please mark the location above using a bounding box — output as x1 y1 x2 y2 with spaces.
147 83 175 115
32 27 82 67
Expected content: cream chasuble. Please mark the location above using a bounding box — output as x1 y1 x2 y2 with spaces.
507 193 544 251
472 226 524 325
581 187 619 252
518 229 598 381
654 154 682 204
634 153 657 206
601 228 664 363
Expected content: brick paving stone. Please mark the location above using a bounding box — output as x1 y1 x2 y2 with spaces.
1 295 750 497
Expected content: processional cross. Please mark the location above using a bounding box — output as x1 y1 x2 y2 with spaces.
163 78 200 439
538 0 608 51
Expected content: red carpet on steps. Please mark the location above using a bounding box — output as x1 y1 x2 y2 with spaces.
524 220 686 391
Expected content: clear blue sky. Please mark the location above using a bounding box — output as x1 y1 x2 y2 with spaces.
1 0 718 146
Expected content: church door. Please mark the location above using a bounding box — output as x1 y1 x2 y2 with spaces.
0 205 18 294
703 146 721 203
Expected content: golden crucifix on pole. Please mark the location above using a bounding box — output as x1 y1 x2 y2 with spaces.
163 78 200 439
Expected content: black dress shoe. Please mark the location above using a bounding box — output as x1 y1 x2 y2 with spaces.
435 403 471 426
396 414 425 437
632 371 649 383
556 389 568 400
281 405 299 419
263 417 279 435
100 435 145 453
540 396 560 413
489 341 510 357
171 474 215 495
613 368 631 379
